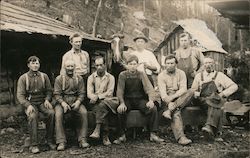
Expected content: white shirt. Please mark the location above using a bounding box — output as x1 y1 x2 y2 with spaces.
132 49 161 75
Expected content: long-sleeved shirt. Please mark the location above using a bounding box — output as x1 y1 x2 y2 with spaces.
132 49 161 75
191 71 238 97
54 74 85 104
60 49 90 76
17 70 52 108
87 72 115 100
116 70 154 104
175 47 204 73
158 68 187 99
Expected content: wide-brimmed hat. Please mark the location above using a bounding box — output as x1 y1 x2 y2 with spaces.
205 92 225 108
133 34 148 42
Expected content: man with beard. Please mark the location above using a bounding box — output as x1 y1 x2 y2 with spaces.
175 33 204 88
158 54 193 145
191 57 238 140
54 59 89 151
17 56 55 153
114 55 164 144
87 56 119 145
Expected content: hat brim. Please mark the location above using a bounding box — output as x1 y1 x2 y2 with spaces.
133 37 148 42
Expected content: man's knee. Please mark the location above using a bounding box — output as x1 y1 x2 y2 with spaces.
28 111 38 120
55 105 64 118
78 105 87 115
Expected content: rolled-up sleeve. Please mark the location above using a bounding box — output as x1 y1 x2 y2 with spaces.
140 72 155 100
44 74 52 101
150 53 161 73
17 75 31 108
219 73 238 97
116 72 126 104
191 73 201 91
87 75 97 100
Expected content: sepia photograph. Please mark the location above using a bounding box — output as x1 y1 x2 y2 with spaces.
0 0 249 157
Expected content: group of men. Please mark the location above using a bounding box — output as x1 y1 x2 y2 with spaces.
17 32 238 154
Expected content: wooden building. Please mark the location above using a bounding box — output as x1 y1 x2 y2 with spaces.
154 19 228 71
0 1 112 108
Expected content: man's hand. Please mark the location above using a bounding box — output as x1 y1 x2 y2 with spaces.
90 95 98 104
219 92 225 98
71 100 80 111
61 102 71 113
44 100 53 109
26 105 35 116
146 100 155 109
117 103 127 114
194 91 200 98
191 70 197 78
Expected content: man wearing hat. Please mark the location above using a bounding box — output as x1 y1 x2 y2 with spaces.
132 33 161 87
191 57 238 140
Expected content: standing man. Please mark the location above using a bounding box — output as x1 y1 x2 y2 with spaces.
87 56 119 145
158 54 193 145
191 57 238 140
60 33 90 82
175 32 204 88
114 55 164 144
132 34 161 86
17 56 55 154
54 59 89 151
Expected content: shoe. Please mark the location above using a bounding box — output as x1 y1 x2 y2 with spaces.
150 133 164 143
162 110 172 120
178 136 192 145
79 139 90 148
103 136 112 146
89 131 100 139
57 143 65 151
29 146 40 154
113 134 126 144
47 142 56 150
202 125 214 141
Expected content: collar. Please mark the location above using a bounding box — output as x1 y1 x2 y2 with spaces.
165 68 177 75
93 71 108 78
27 70 41 77
70 48 82 54
204 70 216 76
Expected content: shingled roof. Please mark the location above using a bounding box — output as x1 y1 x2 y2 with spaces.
0 1 110 43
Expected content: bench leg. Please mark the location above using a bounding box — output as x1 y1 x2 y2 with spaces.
133 128 136 139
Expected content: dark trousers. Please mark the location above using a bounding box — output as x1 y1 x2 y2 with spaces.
90 101 111 132
118 98 159 135
55 105 88 144
26 102 55 146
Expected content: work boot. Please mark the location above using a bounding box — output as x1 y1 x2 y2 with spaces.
113 134 126 144
89 130 100 139
57 143 65 151
79 139 90 148
178 136 192 145
103 135 112 146
150 133 164 143
162 110 172 120
202 125 214 141
29 146 40 154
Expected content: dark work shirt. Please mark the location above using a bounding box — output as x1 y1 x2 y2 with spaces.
17 70 52 108
54 74 85 104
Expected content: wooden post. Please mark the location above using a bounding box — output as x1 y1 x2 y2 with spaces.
239 29 243 51
228 26 231 52
92 0 102 37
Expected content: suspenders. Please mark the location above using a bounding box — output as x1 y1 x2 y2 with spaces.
25 72 45 91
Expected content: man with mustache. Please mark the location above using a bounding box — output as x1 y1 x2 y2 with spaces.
87 56 119 145
191 57 238 140
54 59 89 151
158 54 193 145
17 56 55 153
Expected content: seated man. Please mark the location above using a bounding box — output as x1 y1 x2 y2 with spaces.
191 57 238 140
54 59 89 151
87 56 119 145
114 55 164 144
158 54 193 145
17 56 55 154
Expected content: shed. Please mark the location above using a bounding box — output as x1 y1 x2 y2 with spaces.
0 1 111 106
154 19 228 71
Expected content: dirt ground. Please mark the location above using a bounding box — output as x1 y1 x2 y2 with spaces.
0 116 249 158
